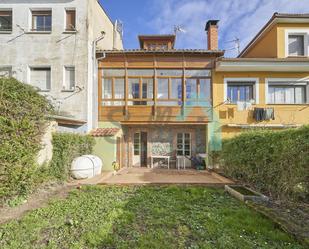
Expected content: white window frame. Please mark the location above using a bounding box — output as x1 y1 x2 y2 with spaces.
0 9 13 33
285 29 309 57
176 133 191 157
224 77 259 104
29 8 52 33
63 66 75 91
28 66 51 92
265 78 309 105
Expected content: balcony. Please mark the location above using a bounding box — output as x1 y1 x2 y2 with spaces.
99 69 213 124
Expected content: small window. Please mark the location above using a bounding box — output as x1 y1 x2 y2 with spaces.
134 133 140 156
176 133 191 156
30 67 51 91
63 66 75 91
157 78 168 99
65 9 76 31
186 79 197 99
0 67 12 77
127 69 154 76
227 82 255 103
31 10 52 32
288 35 305 56
0 10 12 32
157 69 182 77
103 69 125 77
171 78 182 99
128 78 153 106
268 82 307 104
185 69 211 77
102 77 125 106
102 78 112 99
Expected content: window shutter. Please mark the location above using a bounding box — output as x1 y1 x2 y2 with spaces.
66 10 76 30
31 68 51 90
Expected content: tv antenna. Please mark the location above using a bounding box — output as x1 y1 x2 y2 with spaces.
225 37 240 55
174 25 186 35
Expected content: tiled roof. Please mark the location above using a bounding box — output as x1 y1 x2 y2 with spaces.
274 13 309 18
91 128 120 137
97 49 224 54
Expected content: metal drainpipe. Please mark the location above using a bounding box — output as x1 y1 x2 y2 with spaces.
88 32 106 132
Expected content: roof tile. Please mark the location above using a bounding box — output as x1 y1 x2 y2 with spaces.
91 128 120 137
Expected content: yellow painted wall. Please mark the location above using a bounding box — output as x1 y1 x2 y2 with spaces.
277 23 309 58
212 71 309 139
243 24 278 58
242 22 309 58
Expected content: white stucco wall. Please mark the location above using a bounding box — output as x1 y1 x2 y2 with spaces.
0 0 123 133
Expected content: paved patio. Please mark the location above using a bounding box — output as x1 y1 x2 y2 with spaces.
94 167 233 185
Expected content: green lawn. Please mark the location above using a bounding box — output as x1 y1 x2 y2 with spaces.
0 186 303 249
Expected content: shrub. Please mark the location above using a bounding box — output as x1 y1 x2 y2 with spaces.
219 126 309 201
0 77 52 201
49 133 95 180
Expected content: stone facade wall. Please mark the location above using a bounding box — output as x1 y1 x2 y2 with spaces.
123 125 207 168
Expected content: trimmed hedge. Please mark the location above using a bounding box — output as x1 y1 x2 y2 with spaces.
219 126 309 201
49 133 95 180
0 77 52 201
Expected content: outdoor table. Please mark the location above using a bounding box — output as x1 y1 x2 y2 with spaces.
151 155 170 169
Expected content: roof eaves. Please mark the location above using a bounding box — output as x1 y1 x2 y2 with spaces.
239 13 309 58
98 49 225 55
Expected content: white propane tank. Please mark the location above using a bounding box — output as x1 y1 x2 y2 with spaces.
70 155 103 179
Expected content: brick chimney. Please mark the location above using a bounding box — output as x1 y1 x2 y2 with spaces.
205 20 219 50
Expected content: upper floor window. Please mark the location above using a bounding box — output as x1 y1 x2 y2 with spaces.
225 78 258 104
148 43 168 51
267 80 308 104
288 34 305 56
101 68 212 107
30 67 51 91
227 83 254 103
157 69 182 106
31 10 52 32
0 10 12 32
65 9 76 31
102 69 125 106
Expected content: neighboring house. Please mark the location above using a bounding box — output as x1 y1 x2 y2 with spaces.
0 0 123 132
214 13 309 139
92 21 224 170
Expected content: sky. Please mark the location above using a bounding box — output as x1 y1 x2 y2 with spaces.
100 0 309 57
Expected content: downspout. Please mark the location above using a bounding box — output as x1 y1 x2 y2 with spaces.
88 31 106 132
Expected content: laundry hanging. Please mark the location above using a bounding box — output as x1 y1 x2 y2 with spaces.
237 101 253 111
253 108 275 121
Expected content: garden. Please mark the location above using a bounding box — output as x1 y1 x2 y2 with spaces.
0 77 308 248
0 186 304 249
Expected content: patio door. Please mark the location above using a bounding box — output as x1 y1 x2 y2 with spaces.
133 132 148 167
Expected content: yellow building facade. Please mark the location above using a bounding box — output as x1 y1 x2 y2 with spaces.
213 13 309 139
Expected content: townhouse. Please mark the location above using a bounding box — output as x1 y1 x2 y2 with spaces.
92 21 223 170
0 0 123 132
93 14 309 170
214 13 309 138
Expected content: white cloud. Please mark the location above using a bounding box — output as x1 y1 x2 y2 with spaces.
147 0 309 57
